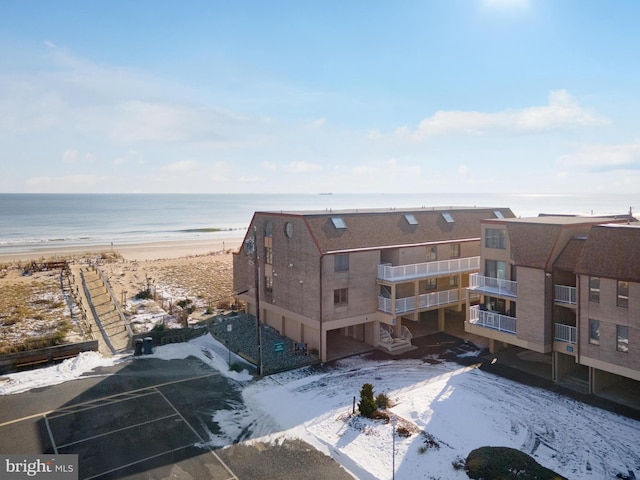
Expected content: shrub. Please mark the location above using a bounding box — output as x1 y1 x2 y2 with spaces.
371 410 390 423
358 383 377 418
466 446 567 480
136 289 152 300
375 392 390 409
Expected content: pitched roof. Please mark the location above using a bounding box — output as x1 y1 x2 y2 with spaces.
260 207 515 254
575 224 640 283
500 215 635 270
506 223 561 269
553 238 585 271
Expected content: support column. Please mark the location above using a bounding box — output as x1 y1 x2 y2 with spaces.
438 308 446 331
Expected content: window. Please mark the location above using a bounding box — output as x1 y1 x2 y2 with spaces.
264 246 273 265
334 254 349 272
485 228 505 249
494 210 505 219
485 260 506 280
264 275 273 293
451 243 460 258
442 212 455 223
284 222 293 238
427 246 437 261
589 277 600 303
617 325 629 352
334 288 348 305
331 217 347 229
425 278 437 290
264 221 273 237
589 319 600 345
404 214 418 225
617 281 629 308
450 276 459 287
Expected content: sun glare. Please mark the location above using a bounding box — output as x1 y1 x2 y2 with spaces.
484 0 530 8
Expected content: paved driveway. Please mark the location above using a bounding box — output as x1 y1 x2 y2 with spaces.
0 357 352 480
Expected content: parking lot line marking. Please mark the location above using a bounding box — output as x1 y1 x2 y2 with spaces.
43 414 58 454
47 390 158 419
56 413 180 449
154 387 239 480
82 443 197 480
0 372 220 429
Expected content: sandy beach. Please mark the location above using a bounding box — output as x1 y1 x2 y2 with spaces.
0 237 245 263
0 237 245 351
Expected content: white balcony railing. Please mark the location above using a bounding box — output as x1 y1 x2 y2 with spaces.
469 273 517 298
554 285 577 305
469 305 516 334
378 256 480 282
554 323 576 344
378 288 462 314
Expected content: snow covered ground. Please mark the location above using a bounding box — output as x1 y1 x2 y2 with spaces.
1 335 639 479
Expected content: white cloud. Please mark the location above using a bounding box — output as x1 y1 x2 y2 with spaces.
162 159 198 172
458 164 468 175
388 90 609 140
262 161 278 170
557 143 640 171
62 149 96 164
283 161 321 173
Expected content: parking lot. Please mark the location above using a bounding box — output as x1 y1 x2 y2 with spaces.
0 357 352 480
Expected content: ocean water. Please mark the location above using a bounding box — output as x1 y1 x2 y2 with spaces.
0 193 637 254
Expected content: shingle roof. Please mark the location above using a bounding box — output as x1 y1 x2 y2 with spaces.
575 224 640 283
506 223 561 269
553 238 585 271
501 216 635 270
260 207 515 253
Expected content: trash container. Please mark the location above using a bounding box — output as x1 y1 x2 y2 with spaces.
143 336 153 355
134 339 143 356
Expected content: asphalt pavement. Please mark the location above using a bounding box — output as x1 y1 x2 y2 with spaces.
0 356 353 480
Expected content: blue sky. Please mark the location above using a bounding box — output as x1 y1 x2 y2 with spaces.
1 0 639 194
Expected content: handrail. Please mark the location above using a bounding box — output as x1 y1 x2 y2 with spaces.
469 273 517 297
93 264 133 340
378 256 480 281
469 305 516 334
554 323 576 343
554 285 576 305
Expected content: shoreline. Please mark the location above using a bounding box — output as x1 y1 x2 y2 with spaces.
0 237 245 263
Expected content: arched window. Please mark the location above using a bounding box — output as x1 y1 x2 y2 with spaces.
264 221 273 237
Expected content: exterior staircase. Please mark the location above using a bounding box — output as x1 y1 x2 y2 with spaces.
378 324 416 355
70 264 132 356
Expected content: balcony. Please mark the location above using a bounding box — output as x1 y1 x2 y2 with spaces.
554 323 576 344
469 273 517 298
378 256 480 282
378 288 462 314
554 285 576 305
469 305 516 334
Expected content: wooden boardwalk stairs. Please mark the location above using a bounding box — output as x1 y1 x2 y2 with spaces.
70 263 132 356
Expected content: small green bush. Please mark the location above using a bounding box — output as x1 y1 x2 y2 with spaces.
229 362 244 373
375 392 390 409
136 289 152 300
358 383 377 418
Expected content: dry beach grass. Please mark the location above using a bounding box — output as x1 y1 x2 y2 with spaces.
0 238 243 348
